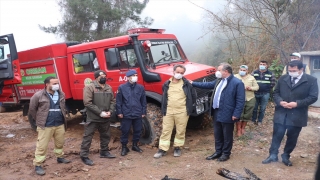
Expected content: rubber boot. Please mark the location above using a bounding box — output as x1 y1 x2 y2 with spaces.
132 142 143 153
121 144 130 156
236 122 242 137
241 121 247 135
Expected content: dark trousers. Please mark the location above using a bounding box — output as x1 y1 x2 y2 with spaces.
80 121 111 157
120 117 142 145
316 153 320 180
252 93 270 122
269 122 302 157
212 109 235 156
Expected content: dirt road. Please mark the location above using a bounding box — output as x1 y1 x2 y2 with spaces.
0 106 319 180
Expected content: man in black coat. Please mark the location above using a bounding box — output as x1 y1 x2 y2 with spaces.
262 60 318 166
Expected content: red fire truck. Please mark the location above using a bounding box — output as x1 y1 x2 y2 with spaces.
0 28 216 146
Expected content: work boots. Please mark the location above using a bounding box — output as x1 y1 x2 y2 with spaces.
57 157 71 164
173 147 181 157
132 142 143 153
121 144 130 156
81 156 94 166
154 149 167 159
100 151 116 158
35 166 45 176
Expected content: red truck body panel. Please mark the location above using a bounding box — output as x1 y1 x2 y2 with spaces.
16 43 72 100
1 29 216 114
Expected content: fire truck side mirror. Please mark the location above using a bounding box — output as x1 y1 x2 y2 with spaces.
107 48 121 68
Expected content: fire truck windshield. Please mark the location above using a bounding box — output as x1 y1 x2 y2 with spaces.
142 40 183 65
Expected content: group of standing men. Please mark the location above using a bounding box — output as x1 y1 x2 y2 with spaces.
29 69 147 175
29 52 318 176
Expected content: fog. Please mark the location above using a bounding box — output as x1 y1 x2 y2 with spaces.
141 0 226 61
0 0 226 56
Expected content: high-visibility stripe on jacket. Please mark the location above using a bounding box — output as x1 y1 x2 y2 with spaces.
252 69 274 93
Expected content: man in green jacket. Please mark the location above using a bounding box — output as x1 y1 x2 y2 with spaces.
80 70 116 166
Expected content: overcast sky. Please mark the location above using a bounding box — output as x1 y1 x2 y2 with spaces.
0 0 225 56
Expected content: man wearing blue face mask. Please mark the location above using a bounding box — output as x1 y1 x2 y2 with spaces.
235 65 259 136
251 60 276 125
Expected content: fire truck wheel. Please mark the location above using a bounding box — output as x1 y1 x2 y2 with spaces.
187 113 212 129
201 113 212 128
28 114 37 131
0 106 6 113
139 103 163 147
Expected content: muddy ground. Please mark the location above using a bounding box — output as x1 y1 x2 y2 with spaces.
0 104 319 180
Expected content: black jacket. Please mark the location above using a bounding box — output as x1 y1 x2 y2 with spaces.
116 82 147 119
161 77 197 116
273 73 318 127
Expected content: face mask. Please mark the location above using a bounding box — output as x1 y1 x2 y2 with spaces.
51 84 60 91
99 77 106 84
239 71 246 76
291 59 299 61
259 65 266 70
174 73 183 80
215 71 222 78
131 76 138 83
289 72 299 78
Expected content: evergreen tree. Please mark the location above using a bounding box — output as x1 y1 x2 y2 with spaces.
39 0 153 42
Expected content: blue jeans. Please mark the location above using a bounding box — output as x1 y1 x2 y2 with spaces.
269 123 302 156
252 93 270 123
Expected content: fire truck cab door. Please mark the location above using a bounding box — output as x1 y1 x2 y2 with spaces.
0 34 20 95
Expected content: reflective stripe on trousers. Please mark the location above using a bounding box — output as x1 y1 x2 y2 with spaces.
159 112 189 151
33 124 65 166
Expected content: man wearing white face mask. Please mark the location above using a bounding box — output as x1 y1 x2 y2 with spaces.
116 69 147 156
262 60 318 167
190 63 245 162
154 64 196 159
282 52 310 75
29 76 70 176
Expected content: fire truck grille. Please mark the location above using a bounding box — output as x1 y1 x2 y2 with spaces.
193 74 216 98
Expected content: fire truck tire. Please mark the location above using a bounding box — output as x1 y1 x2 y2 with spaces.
201 113 212 128
187 113 212 129
139 103 163 147
0 106 6 113
28 114 37 131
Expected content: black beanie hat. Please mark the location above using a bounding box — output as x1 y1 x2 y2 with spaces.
94 70 106 79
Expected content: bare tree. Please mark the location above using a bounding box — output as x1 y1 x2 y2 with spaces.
190 0 320 65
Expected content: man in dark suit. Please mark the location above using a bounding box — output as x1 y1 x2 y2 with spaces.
190 63 245 162
262 60 318 166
